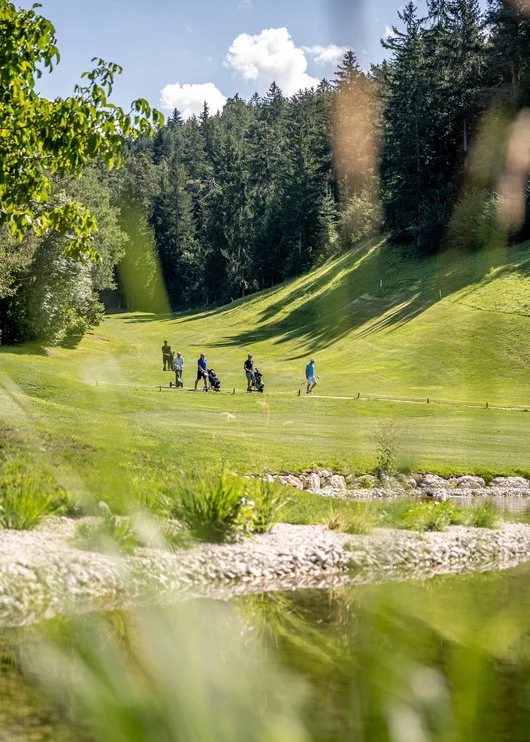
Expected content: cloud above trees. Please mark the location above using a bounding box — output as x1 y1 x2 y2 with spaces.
224 27 319 96
159 82 227 118
160 28 348 118
303 44 350 66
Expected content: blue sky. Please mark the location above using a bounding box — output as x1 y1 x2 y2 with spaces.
25 0 487 118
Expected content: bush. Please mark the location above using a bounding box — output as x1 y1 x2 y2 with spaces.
0 460 63 530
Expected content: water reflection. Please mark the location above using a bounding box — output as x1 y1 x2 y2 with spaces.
2 561 530 740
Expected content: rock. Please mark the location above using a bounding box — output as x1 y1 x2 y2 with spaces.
454 475 485 490
264 473 275 483
306 473 321 492
278 475 304 490
420 474 450 489
319 470 332 479
345 474 356 485
489 476 530 490
328 475 346 491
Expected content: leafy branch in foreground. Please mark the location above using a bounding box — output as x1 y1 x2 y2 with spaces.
0 1 163 260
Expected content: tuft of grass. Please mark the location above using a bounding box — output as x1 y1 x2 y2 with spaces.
166 471 246 544
74 503 141 554
467 503 499 529
0 460 63 530
163 471 285 544
323 503 377 535
247 480 286 534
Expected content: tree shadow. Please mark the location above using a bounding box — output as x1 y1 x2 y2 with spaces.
0 342 48 356
208 241 530 359
60 335 84 350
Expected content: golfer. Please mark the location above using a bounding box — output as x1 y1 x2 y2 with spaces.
162 340 172 371
194 353 208 390
244 353 255 392
306 357 317 394
174 352 184 387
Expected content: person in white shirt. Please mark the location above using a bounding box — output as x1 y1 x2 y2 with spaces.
174 352 184 387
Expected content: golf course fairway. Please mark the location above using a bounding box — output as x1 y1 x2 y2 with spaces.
1 239 530 505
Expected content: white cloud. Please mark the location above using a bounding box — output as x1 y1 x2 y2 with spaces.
385 25 396 38
159 82 227 119
237 0 252 8
224 27 319 96
303 44 350 67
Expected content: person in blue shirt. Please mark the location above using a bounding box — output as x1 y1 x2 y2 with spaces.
306 357 317 394
194 353 208 390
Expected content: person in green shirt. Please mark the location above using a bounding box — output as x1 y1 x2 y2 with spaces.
162 341 172 371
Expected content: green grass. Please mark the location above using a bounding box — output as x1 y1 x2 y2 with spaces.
1 240 530 508
283 492 499 532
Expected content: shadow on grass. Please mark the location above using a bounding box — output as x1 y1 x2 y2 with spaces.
110 240 530 361
0 342 48 356
208 241 530 358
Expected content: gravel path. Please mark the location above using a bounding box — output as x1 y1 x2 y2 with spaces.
1 519 530 627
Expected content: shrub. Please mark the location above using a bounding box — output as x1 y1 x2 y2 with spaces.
467 503 499 529
0 460 62 530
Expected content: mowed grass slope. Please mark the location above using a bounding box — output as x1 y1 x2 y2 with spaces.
1 240 530 504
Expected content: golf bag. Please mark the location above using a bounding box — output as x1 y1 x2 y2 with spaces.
208 368 221 392
254 368 264 393
175 368 184 388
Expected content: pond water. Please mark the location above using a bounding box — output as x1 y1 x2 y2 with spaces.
2 558 530 741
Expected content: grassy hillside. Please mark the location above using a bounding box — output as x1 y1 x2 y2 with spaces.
1 239 530 505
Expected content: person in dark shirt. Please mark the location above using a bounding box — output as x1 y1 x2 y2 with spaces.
162 341 172 371
194 353 208 390
244 353 255 392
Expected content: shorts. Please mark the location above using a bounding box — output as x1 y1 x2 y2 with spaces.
197 369 207 381
307 376 317 385
246 371 255 381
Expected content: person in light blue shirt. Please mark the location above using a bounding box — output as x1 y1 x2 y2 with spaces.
306 357 317 394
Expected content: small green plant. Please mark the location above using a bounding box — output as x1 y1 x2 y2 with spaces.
75 502 141 554
167 471 246 544
0 461 62 530
323 503 376 535
467 503 499 529
375 422 399 478
324 504 344 531
419 504 451 532
342 508 377 536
